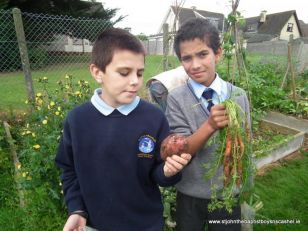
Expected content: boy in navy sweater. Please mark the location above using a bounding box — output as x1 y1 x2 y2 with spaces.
55 28 191 231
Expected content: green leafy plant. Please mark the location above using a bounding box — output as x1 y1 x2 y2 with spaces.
253 129 292 159
204 99 254 213
7 74 91 230
161 187 177 230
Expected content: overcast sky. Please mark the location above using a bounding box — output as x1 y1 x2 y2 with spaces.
99 0 308 35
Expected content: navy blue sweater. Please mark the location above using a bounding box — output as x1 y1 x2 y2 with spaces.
55 100 181 230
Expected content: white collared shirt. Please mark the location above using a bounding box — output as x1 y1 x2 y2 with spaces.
91 88 140 116
188 74 228 107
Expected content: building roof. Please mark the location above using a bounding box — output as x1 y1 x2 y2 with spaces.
170 6 225 31
244 10 302 36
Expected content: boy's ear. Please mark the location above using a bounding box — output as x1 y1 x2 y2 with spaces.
215 47 222 64
90 64 103 84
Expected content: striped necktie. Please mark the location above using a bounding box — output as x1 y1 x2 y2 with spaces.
202 88 214 112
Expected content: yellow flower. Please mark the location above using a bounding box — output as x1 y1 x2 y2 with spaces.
32 133 36 137
84 81 89 85
42 119 48 125
55 111 60 116
43 76 48 80
21 131 26 136
26 130 31 134
75 91 81 97
65 74 70 79
16 163 21 169
25 100 28 104
50 101 55 107
36 92 42 97
33 144 40 149
22 172 27 177
57 106 61 111
65 84 70 89
36 99 43 105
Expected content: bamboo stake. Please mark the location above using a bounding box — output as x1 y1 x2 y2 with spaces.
3 121 25 208
287 42 297 100
280 63 289 89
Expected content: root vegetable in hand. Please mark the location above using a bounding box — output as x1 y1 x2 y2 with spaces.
160 134 188 160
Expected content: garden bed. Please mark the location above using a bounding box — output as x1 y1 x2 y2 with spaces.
254 116 306 169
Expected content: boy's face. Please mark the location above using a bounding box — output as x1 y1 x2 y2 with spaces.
91 50 144 108
179 38 221 87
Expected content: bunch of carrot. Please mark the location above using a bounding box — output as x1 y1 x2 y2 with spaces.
223 100 246 188
204 99 253 213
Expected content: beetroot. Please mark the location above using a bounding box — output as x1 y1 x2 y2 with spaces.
160 134 188 160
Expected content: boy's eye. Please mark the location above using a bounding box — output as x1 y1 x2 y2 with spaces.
137 71 144 77
197 51 208 58
181 56 192 63
119 71 129 76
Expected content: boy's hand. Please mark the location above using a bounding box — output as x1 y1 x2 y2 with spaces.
207 104 229 131
163 153 191 177
63 214 86 231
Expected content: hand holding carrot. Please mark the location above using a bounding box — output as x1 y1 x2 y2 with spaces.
207 104 229 131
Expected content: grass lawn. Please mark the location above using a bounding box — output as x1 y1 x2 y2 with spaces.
0 55 179 114
0 63 93 113
253 152 308 231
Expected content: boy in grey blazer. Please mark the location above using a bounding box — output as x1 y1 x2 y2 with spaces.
165 18 251 231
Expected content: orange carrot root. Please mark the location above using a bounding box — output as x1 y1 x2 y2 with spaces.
223 132 232 186
224 133 232 157
224 156 231 186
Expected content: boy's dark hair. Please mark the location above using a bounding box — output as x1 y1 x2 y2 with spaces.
174 18 221 59
91 28 145 72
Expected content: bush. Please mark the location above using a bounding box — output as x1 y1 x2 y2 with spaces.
7 74 91 229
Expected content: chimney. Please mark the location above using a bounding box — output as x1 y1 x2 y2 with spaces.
260 10 267 23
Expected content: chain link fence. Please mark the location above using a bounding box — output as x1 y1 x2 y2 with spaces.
0 9 19 72
0 8 112 77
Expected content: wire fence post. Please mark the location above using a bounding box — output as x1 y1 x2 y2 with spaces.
3 121 25 208
163 23 169 71
12 8 35 102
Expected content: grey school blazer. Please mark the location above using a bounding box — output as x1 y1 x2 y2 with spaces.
165 80 252 199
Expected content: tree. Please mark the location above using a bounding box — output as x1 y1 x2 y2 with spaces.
6 0 124 23
136 33 148 41
0 0 125 72
0 0 9 9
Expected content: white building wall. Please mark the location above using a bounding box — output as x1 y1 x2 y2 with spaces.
280 15 301 40
158 8 178 34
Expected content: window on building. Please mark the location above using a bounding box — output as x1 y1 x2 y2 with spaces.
204 17 219 29
287 23 293 32
247 25 254 32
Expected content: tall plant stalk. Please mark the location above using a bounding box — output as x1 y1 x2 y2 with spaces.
223 0 252 120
